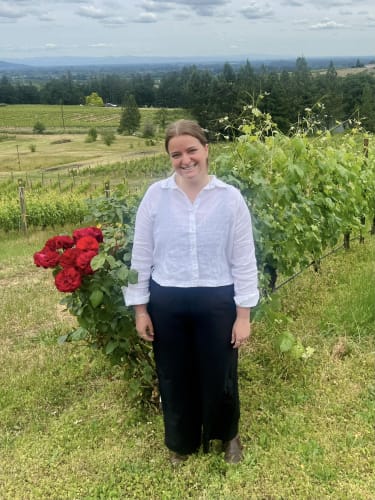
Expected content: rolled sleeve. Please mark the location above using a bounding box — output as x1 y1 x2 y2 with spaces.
123 189 154 307
231 194 259 308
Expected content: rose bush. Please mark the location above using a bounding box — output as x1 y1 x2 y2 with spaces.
34 227 101 292
34 189 156 406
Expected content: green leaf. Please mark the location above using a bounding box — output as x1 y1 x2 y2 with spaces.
116 266 129 282
290 341 305 359
277 331 296 353
58 334 69 344
128 269 138 285
105 340 119 354
90 253 106 271
71 327 88 341
105 255 117 269
89 289 104 308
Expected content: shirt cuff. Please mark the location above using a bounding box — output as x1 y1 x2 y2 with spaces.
122 286 150 307
234 291 259 308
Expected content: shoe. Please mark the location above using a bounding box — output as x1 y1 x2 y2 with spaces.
223 435 243 464
169 451 188 466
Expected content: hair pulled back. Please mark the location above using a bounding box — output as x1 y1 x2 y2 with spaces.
165 119 208 152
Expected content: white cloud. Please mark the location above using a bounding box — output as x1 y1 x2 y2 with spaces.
140 0 173 13
310 0 354 6
0 4 23 18
89 42 113 47
310 18 347 29
76 5 108 19
364 15 375 27
102 16 126 25
240 2 274 20
39 13 55 21
282 0 304 6
134 12 158 23
142 0 228 16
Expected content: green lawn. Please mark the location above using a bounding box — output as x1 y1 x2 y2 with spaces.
0 230 374 499
0 104 188 176
0 132 163 173
0 104 186 132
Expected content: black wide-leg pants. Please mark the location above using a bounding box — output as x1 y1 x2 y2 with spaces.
148 279 240 455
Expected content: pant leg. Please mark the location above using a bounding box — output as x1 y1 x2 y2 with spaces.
191 285 239 451
149 280 202 455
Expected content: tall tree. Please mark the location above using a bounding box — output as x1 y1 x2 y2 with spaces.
118 94 141 135
359 82 375 131
318 61 344 128
185 68 215 128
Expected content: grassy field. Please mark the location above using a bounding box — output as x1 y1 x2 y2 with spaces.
0 132 164 174
0 229 374 499
0 104 186 133
0 105 188 176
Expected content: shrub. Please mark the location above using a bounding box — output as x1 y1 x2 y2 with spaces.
101 131 116 146
33 121 46 134
85 127 98 143
142 121 155 139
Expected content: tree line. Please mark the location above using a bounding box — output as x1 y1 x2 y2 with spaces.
1 57 375 132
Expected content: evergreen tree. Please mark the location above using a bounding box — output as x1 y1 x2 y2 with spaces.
118 94 141 135
318 61 344 128
237 60 257 107
359 82 375 131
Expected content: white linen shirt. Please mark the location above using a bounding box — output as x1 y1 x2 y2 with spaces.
123 174 259 308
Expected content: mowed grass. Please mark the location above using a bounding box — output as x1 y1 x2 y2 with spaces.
0 132 163 173
0 229 374 499
0 104 186 132
0 105 187 175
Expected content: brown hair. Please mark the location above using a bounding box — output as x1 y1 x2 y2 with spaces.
164 119 208 152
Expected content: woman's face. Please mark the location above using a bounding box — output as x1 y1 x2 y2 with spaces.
167 134 208 182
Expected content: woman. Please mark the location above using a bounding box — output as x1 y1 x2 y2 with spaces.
124 119 259 464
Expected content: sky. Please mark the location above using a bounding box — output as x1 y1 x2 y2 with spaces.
0 0 374 62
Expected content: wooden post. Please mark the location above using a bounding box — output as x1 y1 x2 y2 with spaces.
105 181 110 198
18 179 27 233
363 137 369 158
343 232 350 250
16 144 21 170
60 102 65 132
360 137 369 242
364 137 375 236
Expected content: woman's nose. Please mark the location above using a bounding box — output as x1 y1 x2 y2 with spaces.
181 152 190 163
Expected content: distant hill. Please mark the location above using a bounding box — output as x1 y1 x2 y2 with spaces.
1 55 374 75
0 60 31 71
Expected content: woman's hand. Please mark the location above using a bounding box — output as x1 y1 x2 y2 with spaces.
134 308 154 342
231 307 251 349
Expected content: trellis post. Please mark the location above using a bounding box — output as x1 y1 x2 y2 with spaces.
18 178 27 233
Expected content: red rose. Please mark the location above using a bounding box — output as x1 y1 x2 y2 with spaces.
33 247 60 268
45 235 75 251
73 227 103 243
76 236 99 253
59 248 83 268
55 267 82 292
76 250 97 275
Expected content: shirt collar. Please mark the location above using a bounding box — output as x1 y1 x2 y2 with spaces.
160 174 228 190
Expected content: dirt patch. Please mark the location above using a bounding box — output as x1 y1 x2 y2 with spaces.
41 148 162 172
51 139 72 145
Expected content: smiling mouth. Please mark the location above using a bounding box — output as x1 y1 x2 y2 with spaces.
180 164 196 171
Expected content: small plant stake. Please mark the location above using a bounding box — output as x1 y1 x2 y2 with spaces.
18 178 27 233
